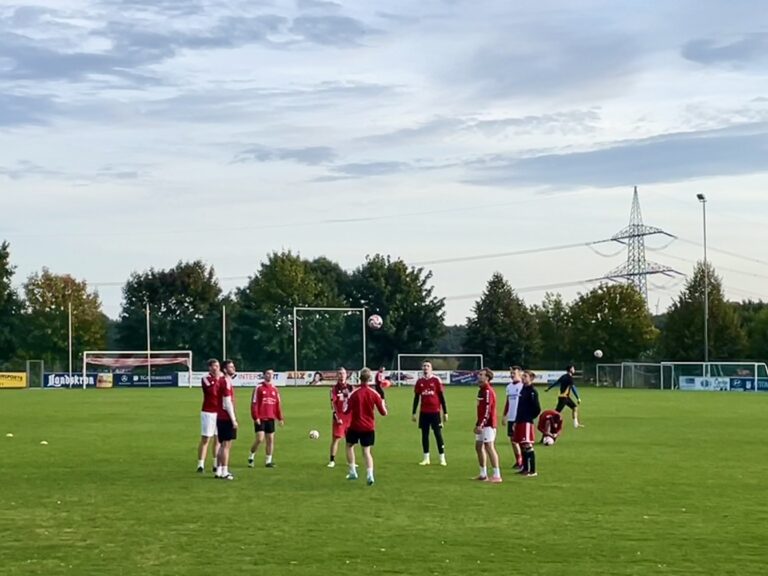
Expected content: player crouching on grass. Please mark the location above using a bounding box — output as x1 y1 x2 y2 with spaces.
514 370 541 477
249 369 284 468
215 361 238 480
328 367 353 468
343 367 387 485
474 368 502 483
537 409 564 445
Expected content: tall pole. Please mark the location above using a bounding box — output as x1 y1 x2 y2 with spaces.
222 304 227 361
146 302 152 388
361 308 367 369
697 194 709 367
68 301 73 378
293 308 299 387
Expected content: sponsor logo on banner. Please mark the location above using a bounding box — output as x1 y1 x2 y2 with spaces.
451 371 479 385
0 372 26 389
45 373 97 388
730 377 768 392
179 371 285 387
680 377 730 391
113 373 177 387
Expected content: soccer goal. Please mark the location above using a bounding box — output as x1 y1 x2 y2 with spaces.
292 307 367 386
661 362 768 392
82 350 193 389
395 354 484 386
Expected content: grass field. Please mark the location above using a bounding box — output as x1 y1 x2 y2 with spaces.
1 386 767 576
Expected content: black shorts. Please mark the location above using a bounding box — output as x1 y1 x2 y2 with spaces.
507 421 517 438
217 419 237 442
418 412 442 430
254 419 276 434
556 397 578 412
346 429 375 447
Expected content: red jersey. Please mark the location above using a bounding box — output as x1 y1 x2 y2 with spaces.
252 383 283 421
538 409 563 435
331 381 352 419
216 376 236 421
201 373 220 413
344 384 386 432
414 376 444 414
476 384 497 428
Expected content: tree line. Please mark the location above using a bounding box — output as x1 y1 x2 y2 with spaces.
1 240 766 371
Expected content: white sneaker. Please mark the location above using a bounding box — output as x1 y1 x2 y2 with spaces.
418 459 430 466
327 461 336 468
248 459 254 468
223 473 235 480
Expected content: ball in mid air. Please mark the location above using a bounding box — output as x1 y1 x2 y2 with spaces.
367 314 383 330
308 430 320 440
593 349 604 359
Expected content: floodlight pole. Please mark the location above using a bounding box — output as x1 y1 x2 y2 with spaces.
293 307 299 387
697 193 709 367
362 307 367 369
222 304 227 361
68 301 73 378
146 303 152 388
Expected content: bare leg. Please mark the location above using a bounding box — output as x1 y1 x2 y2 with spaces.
251 432 264 455
330 437 341 459
197 436 210 461
475 441 487 477
362 446 374 483
265 433 275 465
345 443 357 478
485 442 501 476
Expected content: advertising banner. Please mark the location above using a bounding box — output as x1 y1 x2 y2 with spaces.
679 377 731 391
45 373 98 388
0 372 26 389
730 378 768 392
113 373 177 387
178 371 288 387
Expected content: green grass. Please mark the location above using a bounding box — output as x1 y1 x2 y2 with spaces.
1 386 767 576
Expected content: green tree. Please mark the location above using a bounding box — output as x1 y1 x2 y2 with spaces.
569 283 657 363
436 325 467 355
746 308 768 362
21 269 107 370
117 261 223 369
0 241 22 368
464 273 540 367
531 292 570 366
660 262 747 361
232 251 349 370
346 254 445 368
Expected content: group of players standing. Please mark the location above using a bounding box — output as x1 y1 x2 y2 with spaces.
196 358 582 483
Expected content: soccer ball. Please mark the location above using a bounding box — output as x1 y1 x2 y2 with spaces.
367 314 383 330
593 349 604 359
543 436 555 446
308 430 320 440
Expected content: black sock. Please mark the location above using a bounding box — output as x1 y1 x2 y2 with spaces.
330 454 335 462
529 450 536 474
522 451 530 472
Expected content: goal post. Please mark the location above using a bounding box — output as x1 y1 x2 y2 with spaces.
83 350 193 390
292 307 367 386
395 354 484 386
661 362 768 391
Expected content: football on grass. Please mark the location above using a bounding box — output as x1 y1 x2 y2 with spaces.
308 430 320 440
367 314 383 330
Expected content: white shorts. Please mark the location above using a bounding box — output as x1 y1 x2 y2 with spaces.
475 427 497 444
200 412 218 437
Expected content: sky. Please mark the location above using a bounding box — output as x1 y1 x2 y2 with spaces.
1 0 768 325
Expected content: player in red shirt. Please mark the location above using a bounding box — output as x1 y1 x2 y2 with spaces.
411 361 448 466
538 409 564 444
215 360 239 480
374 366 388 399
197 358 221 473
343 367 387 485
248 369 284 468
474 368 502 483
328 367 353 468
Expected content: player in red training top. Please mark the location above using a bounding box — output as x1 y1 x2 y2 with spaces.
343 367 387 485
374 366 388 399
328 367 353 469
215 360 239 480
197 358 222 473
412 361 448 466
249 369 284 468
474 368 502 483
538 409 564 444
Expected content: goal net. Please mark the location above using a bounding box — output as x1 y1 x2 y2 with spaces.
82 350 193 389
661 362 768 392
395 354 484 386
292 307 366 386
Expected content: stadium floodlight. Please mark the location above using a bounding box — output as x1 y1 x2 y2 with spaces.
292 307 367 386
696 193 709 364
83 350 193 389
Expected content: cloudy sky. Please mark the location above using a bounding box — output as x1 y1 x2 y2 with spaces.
2 0 768 324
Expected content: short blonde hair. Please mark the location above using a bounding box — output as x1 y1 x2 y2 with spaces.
359 367 372 383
